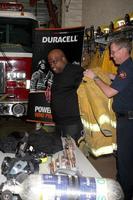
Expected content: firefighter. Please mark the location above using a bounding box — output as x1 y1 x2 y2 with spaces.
30 59 53 91
84 37 133 200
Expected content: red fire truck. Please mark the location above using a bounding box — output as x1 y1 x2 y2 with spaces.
0 2 38 117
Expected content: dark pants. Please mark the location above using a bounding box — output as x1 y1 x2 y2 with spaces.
116 116 133 200
55 122 84 145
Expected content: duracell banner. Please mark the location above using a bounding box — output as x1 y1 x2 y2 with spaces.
27 26 85 125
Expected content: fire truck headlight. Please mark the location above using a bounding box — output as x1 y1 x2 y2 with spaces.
17 72 26 79
7 72 26 80
12 103 25 117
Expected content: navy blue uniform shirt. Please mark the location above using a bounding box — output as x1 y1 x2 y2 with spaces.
111 57 133 112
51 63 84 125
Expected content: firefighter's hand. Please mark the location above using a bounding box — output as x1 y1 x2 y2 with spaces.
83 69 96 80
108 73 116 80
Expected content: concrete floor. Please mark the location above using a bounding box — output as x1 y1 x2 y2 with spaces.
0 117 116 179
88 153 116 179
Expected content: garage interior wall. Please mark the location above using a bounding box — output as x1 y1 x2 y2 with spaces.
82 0 133 29
1 0 133 28
61 0 83 27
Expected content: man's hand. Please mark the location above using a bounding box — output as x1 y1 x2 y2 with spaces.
83 69 118 98
108 73 116 80
83 69 96 79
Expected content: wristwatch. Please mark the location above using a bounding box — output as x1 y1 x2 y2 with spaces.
93 75 100 81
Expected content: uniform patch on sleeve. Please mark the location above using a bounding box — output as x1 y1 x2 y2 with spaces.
118 71 127 79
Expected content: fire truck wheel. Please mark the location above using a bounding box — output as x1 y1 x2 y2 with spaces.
1 190 13 200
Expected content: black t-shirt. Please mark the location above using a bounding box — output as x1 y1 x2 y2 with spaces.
51 63 84 125
111 57 133 113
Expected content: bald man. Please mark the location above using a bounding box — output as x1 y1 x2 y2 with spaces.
48 49 84 144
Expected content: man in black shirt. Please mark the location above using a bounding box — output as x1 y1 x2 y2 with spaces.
48 48 84 144
84 37 133 200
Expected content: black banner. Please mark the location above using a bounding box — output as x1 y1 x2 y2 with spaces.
27 27 85 124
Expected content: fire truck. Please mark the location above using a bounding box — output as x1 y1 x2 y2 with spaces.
0 2 38 117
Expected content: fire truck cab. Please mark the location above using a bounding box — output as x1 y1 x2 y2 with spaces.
0 2 38 117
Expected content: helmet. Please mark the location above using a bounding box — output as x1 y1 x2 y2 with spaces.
38 59 46 71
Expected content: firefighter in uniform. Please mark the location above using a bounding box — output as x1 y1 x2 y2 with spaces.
84 37 133 200
30 59 53 91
